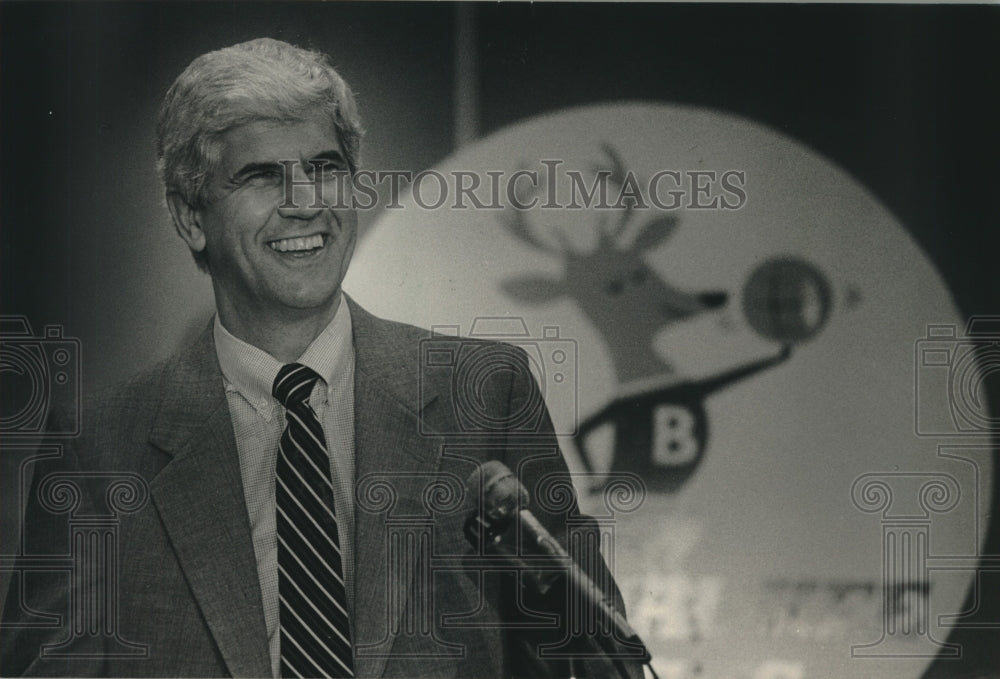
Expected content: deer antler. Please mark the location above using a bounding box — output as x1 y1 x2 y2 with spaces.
499 153 640 257
601 143 629 192
498 164 563 255
597 143 638 244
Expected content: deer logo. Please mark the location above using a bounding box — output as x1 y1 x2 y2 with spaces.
497 145 791 492
499 145 727 383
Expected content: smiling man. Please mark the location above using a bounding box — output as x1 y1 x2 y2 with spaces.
167 113 358 363
0 39 642 678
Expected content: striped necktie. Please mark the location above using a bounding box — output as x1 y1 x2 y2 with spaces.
273 363 354 678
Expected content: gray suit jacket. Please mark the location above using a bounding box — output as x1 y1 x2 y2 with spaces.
1 299 639 678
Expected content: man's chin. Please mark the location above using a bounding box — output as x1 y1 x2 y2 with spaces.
270 286 343 317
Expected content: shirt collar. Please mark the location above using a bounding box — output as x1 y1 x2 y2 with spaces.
213 296 354 420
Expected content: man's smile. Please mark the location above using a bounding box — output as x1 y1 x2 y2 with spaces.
267 233 327 254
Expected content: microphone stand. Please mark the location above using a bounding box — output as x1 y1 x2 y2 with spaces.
465 514 656 679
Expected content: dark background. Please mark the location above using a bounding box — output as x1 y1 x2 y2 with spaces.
1 3 998 676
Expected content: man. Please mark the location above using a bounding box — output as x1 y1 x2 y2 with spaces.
1 38 642 678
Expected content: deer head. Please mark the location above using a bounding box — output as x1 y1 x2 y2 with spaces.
500 146 727 383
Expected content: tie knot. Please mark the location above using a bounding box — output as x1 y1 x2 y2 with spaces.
272 363 321 408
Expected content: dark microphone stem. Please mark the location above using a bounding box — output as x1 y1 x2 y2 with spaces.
465 461 653 678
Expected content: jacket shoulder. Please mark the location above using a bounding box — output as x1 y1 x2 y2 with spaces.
57 355 177 472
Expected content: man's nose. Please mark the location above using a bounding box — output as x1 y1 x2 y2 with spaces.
277 166 326 219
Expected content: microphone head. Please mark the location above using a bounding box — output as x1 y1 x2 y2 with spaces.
466 460 529 528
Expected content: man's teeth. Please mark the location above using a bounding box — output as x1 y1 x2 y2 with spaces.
268 234 324 252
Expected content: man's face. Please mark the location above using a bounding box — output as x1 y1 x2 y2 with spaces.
190 113 358 326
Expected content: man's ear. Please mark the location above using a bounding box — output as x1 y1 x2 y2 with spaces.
166 192 207 253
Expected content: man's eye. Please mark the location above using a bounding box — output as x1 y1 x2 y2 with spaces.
245 169 282 184
314 163 347 179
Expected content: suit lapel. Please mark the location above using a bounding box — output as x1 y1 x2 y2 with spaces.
347 299 448 679
147 325 271 678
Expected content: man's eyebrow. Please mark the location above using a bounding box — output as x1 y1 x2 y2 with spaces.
305 149 347 167
229 161 283 182
228 151 347 183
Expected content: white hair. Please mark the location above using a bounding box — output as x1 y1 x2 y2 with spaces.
156 38 363 206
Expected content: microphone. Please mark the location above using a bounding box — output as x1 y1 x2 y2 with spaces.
464 461 652 673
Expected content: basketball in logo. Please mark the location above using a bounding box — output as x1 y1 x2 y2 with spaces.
743 256 833 344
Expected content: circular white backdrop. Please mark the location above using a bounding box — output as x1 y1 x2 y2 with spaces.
344 103 991 679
